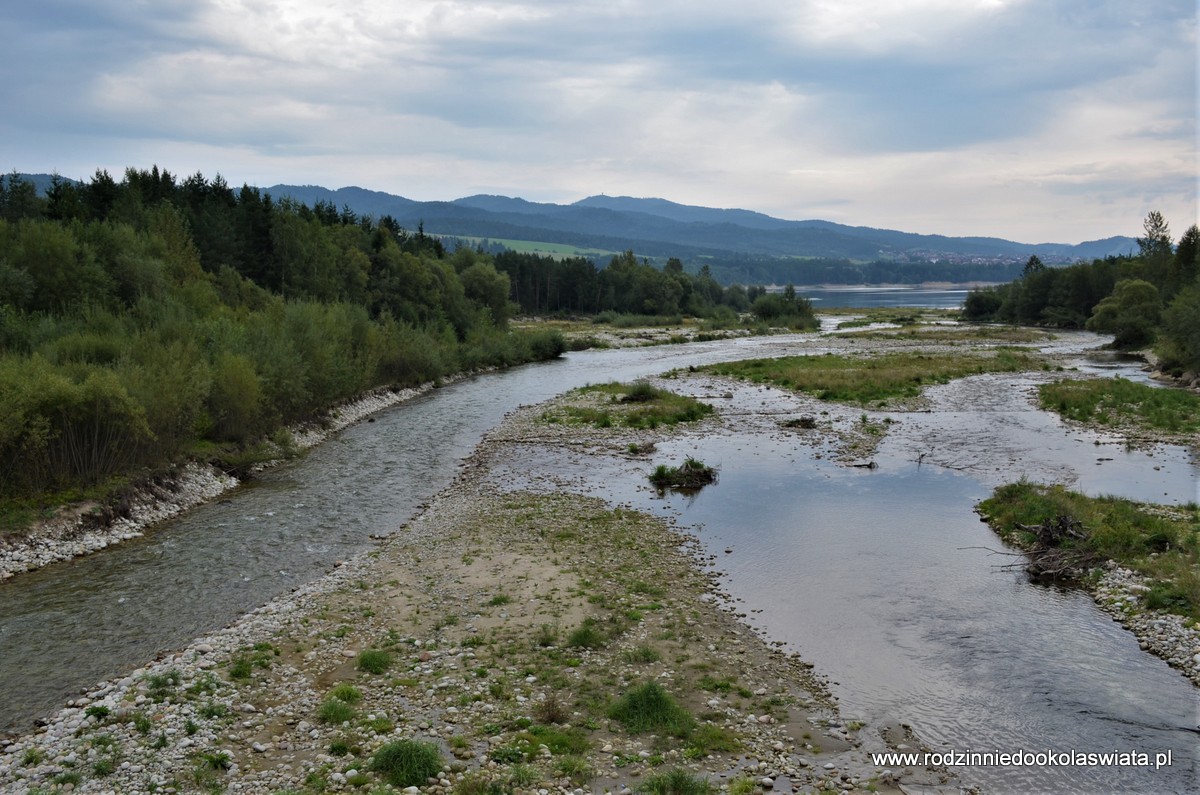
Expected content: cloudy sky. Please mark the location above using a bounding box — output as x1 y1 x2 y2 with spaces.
3 0 1196 243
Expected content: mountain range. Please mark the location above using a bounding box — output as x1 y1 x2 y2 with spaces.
15 173 1137 264
264 184 1137 264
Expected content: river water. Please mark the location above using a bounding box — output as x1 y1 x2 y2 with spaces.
2 321 1198 793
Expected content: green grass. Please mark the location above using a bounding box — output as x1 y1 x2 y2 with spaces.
835 311 921 329
622 643 662 663
638 768 714 795
608 682 696 737
554 754 595 786
845 324 1051 343
369 739 446 787
544 381 713 429
685 724 740 756
144 668 182 701
517 724 590 755
438 235 617 260
566 618 606 649
703 349 1044 405
131 711 152 734
356 648 392 674
316 697 356 725
978 481 1200 619
1038 377 1200 435
593 312 685 328
328 683 362 704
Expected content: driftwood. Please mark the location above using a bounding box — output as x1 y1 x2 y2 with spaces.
1016 514 1096 579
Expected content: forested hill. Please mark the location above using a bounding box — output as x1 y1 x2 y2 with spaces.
264 184 1135 265
0 168 565 516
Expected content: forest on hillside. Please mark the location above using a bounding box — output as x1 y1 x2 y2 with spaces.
0 168 824 517
0 168 567 511
963 212 1199 373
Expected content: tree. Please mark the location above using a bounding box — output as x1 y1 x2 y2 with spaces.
1137 211 1173 259
1157 279 1200 373
1137 211 1174 288
460 260 511 327
1086 279 1161 348
1022 255 1045 278
1166 224 1199 298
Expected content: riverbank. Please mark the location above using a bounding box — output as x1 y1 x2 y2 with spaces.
0 377 472 583
0 393 964 795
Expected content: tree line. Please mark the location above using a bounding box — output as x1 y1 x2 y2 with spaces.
490 250 817 330
0 168 563 504
963 212 1199 373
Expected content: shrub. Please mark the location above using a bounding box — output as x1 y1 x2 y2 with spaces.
370 739 445 787
648 458 717 489
533 691 569 725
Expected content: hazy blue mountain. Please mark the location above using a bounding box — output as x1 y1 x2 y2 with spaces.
17 173 1136 263
264 184 417 217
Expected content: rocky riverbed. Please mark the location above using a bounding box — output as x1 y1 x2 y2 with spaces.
0 379 461 582
0 389 966 795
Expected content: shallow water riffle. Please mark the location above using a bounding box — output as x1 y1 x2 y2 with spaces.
875 371 1199 503
482 376 1199 795
1068 350 1160 386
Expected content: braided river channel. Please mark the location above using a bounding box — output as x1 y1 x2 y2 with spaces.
1 322 1197 794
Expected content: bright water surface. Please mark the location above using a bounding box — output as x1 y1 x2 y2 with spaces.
1 296 1197 793
796 285 976 308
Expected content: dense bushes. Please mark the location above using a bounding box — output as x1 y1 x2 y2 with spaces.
962 213 1199 369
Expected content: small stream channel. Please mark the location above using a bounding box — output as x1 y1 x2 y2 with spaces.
2 326 1197 795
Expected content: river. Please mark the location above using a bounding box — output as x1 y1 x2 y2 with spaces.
482 363 1199 794
1 319 1197 793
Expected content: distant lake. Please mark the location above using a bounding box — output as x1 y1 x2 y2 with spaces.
785 284 984 308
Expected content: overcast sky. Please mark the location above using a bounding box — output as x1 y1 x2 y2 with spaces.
3 0 1196 243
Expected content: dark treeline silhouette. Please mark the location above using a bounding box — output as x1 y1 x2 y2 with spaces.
962 212 1199 373
695 257 1025 287
442 236 1029 287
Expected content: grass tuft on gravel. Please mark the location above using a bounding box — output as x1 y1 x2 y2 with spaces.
356 648 392 674
370 739 445 787
638 768 714 795
608 682 696 737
